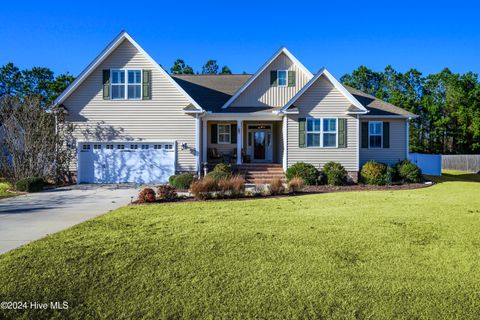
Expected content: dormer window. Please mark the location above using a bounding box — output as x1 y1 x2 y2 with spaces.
111 69 142 100
277 70 287 87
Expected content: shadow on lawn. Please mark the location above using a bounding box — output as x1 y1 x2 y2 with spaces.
427 172 480 183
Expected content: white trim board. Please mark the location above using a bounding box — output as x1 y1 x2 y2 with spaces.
53 30 203 112
281 68 368 114
220 46 314 109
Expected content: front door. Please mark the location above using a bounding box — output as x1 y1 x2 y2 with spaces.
248 127 272 162
254 131 266 160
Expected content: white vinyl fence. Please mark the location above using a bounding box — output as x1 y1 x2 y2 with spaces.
408 153 442 176
442 155 480 173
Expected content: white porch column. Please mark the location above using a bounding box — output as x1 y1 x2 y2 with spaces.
202 118 207 164
282 116 288 171
237 119 243 165
196 114 201 176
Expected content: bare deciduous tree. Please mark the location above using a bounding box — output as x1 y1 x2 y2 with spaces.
0 95 75 183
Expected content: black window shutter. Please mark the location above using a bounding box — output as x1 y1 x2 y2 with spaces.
231 124 237 144
383 122 390 148
288 71 296 87
270 70 277 87
102 70 110 100
298 118 306 148
338 118 347 148
361 122 369 148
211 124 218 144
142 70 152 100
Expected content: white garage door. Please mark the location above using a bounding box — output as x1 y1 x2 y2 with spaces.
78 142 175 184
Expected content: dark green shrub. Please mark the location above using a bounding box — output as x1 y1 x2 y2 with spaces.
360 161 391 185
207 163 232 182
395 160 423 183
169 173 195 189
15 177 45 192
322 161 348 186
285 162 319 185
157 184 178 200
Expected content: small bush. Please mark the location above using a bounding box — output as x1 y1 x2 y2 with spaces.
191 176 217 200
15 177 45 192
360 161 390 185
212 163 232 175
285 162 319 185
218 175 245 198
169 173 195 189
395 160 423 183
269 177 285 195
288 177 305 193
137 188 156 203
157 184 178 200
322 162 348 186
207 170 231 182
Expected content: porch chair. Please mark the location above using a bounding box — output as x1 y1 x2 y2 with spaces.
208 148 222 162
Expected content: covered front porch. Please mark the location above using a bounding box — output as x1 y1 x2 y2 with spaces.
201 118 285 167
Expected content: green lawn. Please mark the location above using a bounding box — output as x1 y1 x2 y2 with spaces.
0 182 17 199
1 171 480 319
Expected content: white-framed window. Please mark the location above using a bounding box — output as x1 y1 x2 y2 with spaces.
306 118 321 147
117 144 125 149
106 144 114 149
306 117 338 148
82 144 91 150
369 121 383 148
93 144 101 149
154 145 162 149
127 70 141 99
111 69 141 100
277 70 287 87
218 124 231 144
130 144 138 149
141 144 149 150
111 70 125 99
165 144 173 150
323 118 337 148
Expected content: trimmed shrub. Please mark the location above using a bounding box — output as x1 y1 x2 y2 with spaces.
15 177 45 192
395 160 423 183
212 163 232 175
169 173 195 189
269 177 285 195
360 161 390 185
285 162 319 185
191 176 217 200
288 177 305 193
137 188 156 203
207 170 231 182
157 184 178 200
322 162 348 186
218 175 245 198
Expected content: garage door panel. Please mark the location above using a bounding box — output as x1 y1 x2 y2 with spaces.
78 142 176 184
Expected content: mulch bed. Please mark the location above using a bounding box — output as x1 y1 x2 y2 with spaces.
130 181 433 205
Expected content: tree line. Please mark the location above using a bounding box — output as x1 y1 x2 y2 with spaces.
341 66 480 154
170 59 234 75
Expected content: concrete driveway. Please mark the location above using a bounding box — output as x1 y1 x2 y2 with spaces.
0 184 140 254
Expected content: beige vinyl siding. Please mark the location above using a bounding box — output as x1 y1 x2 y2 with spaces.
286 75 359 171
231 53 311 107
360 118 407 166
64 39 197 172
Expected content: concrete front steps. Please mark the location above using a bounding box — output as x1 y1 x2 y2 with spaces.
235 163 285 184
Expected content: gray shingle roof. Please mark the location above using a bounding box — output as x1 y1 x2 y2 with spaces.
172 74 415 117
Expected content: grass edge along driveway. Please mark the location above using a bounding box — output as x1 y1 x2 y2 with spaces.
0 170 479 319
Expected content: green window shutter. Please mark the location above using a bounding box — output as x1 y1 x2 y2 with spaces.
102 70 110 100
288 71 296 87
338 118 347 148
361 122 369 148
299 118 306 148
211 124 218 144
270 70 277 87
231 124 237 144
142 70 152 100
383 122 390 148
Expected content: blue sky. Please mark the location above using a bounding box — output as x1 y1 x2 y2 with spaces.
2 0 479 79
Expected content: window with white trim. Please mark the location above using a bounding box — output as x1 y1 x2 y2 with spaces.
306 118 321 147
111 69 141 100
306 118 338 148
218 124 231 144
323 118 337 147
369 121 383 148
111 70 125 99
82 144 91 150
278 70 287 87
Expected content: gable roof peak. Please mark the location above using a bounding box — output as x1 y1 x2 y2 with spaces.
220 46 313 109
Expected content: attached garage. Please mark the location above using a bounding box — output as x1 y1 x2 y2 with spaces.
77 142 175 184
